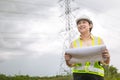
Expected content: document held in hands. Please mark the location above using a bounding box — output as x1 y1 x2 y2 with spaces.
65 45 106 64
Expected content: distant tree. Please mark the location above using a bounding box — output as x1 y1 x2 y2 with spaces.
0 74 8 80
104 65 118 76
104 65 120 80
12 75 30 80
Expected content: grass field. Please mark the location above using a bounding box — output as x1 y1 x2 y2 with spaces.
0 65 120 80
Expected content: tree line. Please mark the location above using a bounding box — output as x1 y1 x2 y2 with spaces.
0 65 120 80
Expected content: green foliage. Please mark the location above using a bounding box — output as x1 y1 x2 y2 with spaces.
103 65 120 80
0 65 120 80
0 74 9 80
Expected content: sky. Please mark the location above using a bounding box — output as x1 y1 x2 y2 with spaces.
0 0 120 76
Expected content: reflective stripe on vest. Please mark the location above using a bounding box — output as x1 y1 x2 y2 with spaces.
72 36 104 77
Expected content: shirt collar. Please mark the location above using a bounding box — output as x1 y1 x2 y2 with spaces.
80 34 94 40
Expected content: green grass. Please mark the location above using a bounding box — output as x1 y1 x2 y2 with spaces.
0 74 120 80
0 65 120 80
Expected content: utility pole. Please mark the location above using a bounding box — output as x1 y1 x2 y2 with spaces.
58 0 74 75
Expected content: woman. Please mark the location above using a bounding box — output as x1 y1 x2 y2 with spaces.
64 16 110 80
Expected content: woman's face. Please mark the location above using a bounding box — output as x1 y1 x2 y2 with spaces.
77 20 92 33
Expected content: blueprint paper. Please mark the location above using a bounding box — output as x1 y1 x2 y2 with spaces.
65 45 106 64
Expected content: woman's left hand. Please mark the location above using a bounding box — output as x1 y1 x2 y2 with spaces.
102 49 110 60
101 49 110 64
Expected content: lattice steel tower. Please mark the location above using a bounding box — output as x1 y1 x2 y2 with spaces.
58 0 77 75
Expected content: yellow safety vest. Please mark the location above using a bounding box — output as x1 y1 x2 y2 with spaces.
72 36 104 77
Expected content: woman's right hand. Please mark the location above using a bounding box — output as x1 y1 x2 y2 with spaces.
64 54 72 61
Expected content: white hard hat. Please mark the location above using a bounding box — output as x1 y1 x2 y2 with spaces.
76 15 93 25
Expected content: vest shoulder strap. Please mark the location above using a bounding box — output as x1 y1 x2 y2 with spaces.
72 36 102 47
93 36 102 45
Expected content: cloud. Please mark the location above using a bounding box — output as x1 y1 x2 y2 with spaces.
0 0 120 76
0 52 61 76
0 0 58 21
74 0 120 13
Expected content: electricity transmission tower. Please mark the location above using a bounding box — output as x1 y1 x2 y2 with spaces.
58 0 78 75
